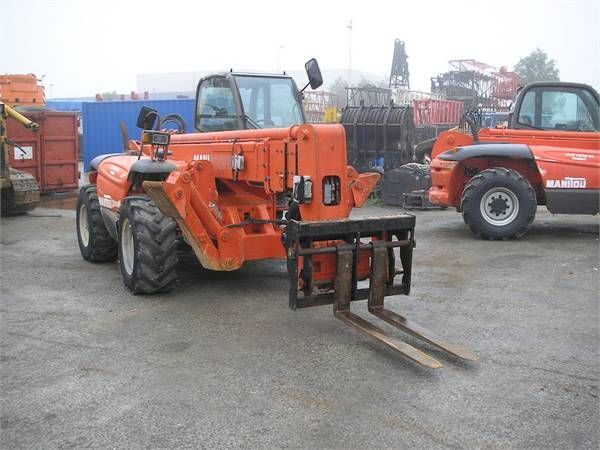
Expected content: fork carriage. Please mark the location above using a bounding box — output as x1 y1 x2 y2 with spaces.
284 215 477 368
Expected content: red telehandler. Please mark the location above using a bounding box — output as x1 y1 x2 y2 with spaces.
76 59 476 368
429 82 599 239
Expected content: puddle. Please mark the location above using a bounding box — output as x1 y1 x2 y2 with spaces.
39 191 78 210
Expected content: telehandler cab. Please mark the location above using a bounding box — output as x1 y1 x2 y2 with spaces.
76 59 477 368
429 82 599 239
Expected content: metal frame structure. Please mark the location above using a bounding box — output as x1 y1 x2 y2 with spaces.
431 60 522 111
302 91 338 123
345 86 392 108
389 39 410 90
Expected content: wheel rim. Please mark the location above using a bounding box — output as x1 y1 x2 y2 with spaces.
121 218 135 275
480 187 519 226
78 203 90 247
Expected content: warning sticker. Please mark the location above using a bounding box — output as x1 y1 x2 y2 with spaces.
14 145 33 160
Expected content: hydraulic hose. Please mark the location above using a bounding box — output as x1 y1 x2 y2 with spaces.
158 114 186 133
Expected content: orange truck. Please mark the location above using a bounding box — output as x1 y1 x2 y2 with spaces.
75 59 477 368
429 82 599 239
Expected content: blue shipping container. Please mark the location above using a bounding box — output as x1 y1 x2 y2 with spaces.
81 99 195 170
46 100 84 112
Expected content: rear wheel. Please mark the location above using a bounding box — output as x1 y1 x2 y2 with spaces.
1 188 16 216
76 185 117 262
461 167 536 240
118 196 178 294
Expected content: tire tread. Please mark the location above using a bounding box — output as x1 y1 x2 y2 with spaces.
461 167 536 240
120 197 178 294
78 185 117 262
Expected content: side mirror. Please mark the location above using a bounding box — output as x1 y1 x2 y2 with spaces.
305 58 323 90
136 106 159 130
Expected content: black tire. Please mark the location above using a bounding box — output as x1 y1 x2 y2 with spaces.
76 185 117 262
118 196 178 294
1 187 19 216
461 167 536 240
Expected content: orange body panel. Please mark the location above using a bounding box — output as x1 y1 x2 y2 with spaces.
0 75 45 107
429 128 600 209
95 124 379 273
299 246 372 289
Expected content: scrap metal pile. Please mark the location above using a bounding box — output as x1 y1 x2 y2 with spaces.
431 60 521 110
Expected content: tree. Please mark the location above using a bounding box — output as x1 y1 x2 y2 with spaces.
514 48 560 84
358 77 388 89
100 90 119 100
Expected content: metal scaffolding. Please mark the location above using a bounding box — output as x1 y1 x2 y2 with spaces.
302 91 338 123
345 86 392 107
431 60 522 110
389 39 410 90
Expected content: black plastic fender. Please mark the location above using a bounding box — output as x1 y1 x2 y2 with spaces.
128 159 176 177
89 153 125 171
438 143 533 162
127 159 177 189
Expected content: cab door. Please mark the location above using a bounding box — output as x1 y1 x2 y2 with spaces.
515 85 600 214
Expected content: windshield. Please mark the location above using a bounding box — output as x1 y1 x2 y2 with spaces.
234 75 303 128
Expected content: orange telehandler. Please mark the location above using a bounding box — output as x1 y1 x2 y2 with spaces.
429 82 599 239
76 59 476 368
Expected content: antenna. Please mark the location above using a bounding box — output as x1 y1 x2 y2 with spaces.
347 20 353 85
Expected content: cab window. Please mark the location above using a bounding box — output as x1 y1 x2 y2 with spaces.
517 90 535 127
195 77 241 132
234 75 303 128
541 90 597 131
517 87 599 131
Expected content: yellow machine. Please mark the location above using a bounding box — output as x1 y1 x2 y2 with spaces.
323 107 341 123
0 102 40 215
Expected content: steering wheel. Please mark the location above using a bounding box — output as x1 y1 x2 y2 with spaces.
201 103 228 116
520 115 532 126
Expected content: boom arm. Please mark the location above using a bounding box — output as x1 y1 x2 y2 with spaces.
1 102 39 181
121 123 378 271
1 103 39 131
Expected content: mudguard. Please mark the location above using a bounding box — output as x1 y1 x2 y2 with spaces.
89 153 126 171
94 155 142 212
437 143 533 161
127 159 176 181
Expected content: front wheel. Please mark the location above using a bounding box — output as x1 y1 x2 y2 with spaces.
76 185 117 262
461 167 536 240
118 196 178 294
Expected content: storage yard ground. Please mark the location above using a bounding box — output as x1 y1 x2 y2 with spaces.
1 204 598 448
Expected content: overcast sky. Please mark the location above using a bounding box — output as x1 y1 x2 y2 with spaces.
3 0 599 98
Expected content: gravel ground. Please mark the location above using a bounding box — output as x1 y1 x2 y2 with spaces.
1 204 598 449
